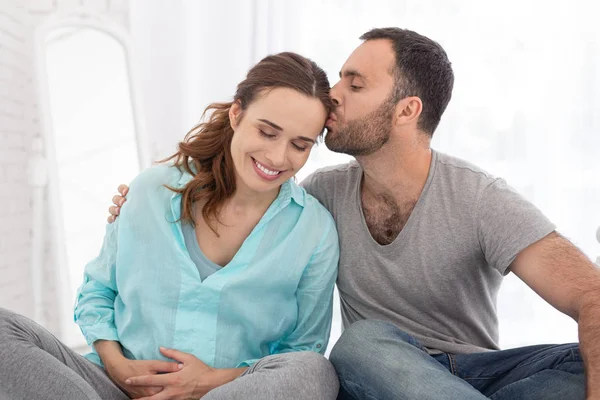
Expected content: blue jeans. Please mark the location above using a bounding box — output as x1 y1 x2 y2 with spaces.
329 320 584 400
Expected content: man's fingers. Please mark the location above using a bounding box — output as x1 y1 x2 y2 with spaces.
151 361 183 373
118 184 129 196
109 205 120 217
107 215 115 223
112 194 125 207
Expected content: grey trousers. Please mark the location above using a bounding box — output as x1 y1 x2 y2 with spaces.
0 308 339 399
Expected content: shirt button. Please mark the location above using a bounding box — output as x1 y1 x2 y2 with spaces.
316 344 322 349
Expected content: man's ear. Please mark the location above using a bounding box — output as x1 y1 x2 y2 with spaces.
394 96 422 127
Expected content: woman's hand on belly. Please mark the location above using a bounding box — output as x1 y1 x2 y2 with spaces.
105 356 183 398
125 347 247 399
95 339 182 398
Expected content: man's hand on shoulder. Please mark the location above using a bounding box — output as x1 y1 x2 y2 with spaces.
107 184 129 223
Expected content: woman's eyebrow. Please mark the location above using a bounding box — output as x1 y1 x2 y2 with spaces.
258 118 283 131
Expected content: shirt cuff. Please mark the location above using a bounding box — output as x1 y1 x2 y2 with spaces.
79 323 119 346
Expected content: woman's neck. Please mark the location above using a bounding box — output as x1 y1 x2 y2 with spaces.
226 183 280 216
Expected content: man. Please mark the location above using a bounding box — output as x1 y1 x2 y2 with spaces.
109 28 599 399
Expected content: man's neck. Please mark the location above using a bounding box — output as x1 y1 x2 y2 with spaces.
356 140 432 202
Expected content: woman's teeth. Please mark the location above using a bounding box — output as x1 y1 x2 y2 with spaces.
255 160 281 176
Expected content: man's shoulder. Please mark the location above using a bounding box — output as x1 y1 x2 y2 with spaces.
434 151 498 188
432 151 526 212
303 161 361 185
300 161 360 209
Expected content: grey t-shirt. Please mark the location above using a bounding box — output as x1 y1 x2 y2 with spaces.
301 150 555 354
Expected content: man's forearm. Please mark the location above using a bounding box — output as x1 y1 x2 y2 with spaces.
578 293 600 398
511 232 600 398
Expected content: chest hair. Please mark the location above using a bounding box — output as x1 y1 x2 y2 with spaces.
361 190 417 246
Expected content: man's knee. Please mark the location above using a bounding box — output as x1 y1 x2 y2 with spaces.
330 319 415 369
330 320 450 399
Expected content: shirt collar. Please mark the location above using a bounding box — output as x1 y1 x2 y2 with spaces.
285 179 305 207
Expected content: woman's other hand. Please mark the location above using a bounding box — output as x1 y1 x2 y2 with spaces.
125 347 246 399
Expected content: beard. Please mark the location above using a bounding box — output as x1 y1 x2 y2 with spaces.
325 96 396 157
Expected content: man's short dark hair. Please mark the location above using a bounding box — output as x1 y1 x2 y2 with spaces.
360 27 454 136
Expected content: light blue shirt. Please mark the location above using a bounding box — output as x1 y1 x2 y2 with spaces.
74 165 339 368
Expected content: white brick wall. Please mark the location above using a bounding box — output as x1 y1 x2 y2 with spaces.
0 0 129 336
0 1 35 319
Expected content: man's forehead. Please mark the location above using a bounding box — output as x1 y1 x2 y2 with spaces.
340 40 395 80
338 68 368 80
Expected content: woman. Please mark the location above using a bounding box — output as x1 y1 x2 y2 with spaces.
0 52 339 400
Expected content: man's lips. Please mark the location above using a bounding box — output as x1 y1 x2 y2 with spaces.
326 113 337 127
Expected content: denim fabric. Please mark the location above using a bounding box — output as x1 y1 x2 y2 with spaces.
330 320 584 400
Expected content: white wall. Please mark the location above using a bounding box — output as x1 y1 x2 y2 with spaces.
0 0 130 336
0 0 36 319
129 0 291 161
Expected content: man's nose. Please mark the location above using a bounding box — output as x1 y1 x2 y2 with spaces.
330 81 341 106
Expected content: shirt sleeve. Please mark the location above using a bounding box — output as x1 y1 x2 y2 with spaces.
73 219 120 345
276 215 339 354
477 178 556 275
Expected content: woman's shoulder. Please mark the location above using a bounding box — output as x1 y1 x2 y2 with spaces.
128 163 187 194
120 164 186 219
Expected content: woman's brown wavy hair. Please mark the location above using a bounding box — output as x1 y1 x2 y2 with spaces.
162 52 334 234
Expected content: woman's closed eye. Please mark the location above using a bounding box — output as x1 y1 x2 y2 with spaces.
260 129 308 152
292 142 308 152
259 129 276 138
